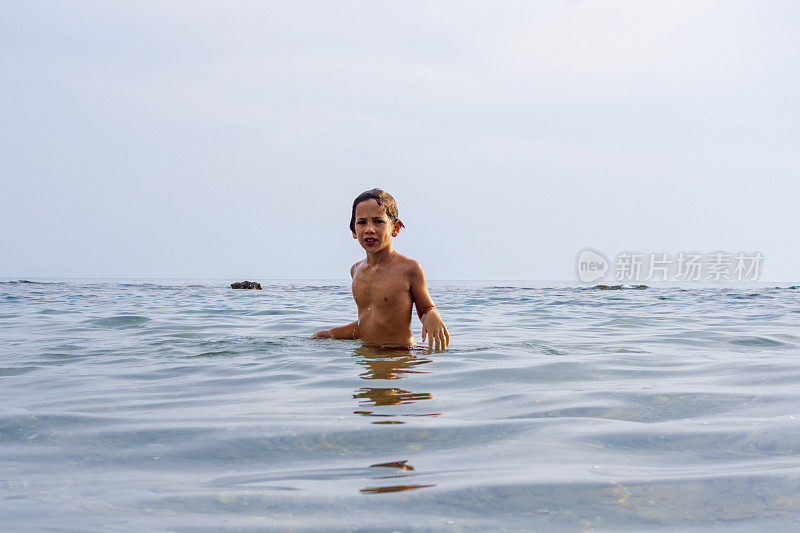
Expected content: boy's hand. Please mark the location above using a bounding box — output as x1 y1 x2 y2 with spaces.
312 329 331 339
421 308 450 350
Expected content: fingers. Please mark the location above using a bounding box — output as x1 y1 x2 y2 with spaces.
434 328 445 350
422 324 449 351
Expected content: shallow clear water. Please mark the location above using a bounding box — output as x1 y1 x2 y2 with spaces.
2 279 800 531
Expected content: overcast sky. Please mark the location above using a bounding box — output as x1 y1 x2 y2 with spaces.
2 1 798 281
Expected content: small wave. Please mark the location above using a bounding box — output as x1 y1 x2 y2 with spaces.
192 337 285 352
248 309 287 316
0 366 38 377
278 285 349 293
37 308 73 315
589 284 649 290
728 292 764 299
190 350 240 358
88 315 151 328
727 336 789 348
113 283 176 290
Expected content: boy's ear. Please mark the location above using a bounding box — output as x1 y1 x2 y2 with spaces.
392 220 403 237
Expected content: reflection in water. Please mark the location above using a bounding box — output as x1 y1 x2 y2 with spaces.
353 344 433 380
371 460 414 471
352 344 441 424
353 346 440 493
354 388 433 406
361 484 435 494
360 460 435 494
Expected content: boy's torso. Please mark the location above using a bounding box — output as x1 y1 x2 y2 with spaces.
351 255 415 345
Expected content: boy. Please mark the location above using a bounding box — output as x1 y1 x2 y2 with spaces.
313 188 450 350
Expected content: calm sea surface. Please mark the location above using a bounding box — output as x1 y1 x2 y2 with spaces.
2 279 800 531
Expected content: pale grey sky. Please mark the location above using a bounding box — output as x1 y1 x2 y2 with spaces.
2 1 798 280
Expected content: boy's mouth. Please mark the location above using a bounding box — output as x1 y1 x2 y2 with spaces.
364 238 377 246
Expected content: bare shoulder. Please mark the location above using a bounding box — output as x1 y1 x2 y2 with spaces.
350 260 363 278
393 253 424 279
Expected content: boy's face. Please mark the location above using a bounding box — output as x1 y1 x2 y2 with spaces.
352 199 400 253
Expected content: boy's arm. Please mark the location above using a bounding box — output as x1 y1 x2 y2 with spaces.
312 262 362 340
408 261 450 350
313 321 360 340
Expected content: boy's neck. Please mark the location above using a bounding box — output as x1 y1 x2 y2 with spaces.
365 245 395 266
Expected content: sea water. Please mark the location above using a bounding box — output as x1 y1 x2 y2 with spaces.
2 279 800 531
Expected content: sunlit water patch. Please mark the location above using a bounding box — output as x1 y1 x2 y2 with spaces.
1 279 800 530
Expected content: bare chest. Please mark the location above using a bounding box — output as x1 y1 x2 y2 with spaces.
351 267 411 309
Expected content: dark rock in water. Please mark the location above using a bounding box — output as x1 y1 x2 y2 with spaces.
18 280 32 283
788 286 800 290
231 281 262 290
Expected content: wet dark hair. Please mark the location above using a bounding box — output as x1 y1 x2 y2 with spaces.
349 188 404 234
